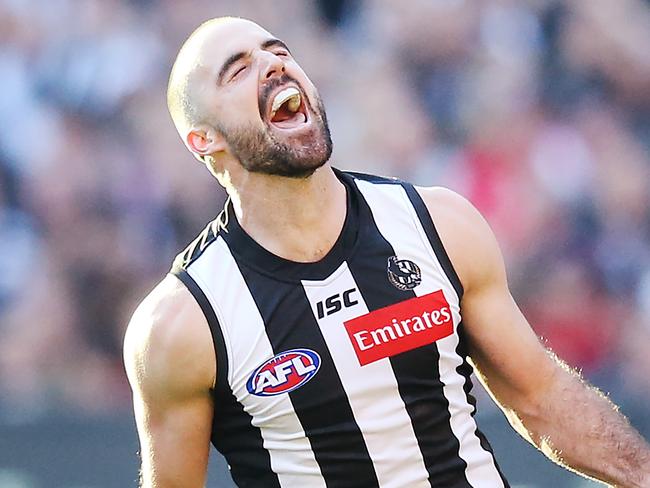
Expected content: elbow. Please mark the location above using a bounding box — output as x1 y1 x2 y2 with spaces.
503 370 562 441
504 365 569 447
501 397 544 446
510 388 546 425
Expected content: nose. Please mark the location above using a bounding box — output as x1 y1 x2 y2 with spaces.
258 50 285 81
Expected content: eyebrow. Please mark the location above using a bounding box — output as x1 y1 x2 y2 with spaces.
260 38 291 53
217 38 292 84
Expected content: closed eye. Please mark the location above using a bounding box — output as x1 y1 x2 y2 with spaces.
230 65 247 81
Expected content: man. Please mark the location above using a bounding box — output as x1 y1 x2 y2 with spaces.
123 16 650 488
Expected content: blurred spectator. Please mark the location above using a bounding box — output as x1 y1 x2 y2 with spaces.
1 0 649 421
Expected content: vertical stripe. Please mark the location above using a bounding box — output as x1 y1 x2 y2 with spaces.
188 238 322 488
455 322 511 486
172 269 279 487
172 268 279 487
404 184 510 486
209 387 279 487
348 190 471 487
355 179 506 487
171 269 229 390
303 263 431 488
236 258 379 487
401 184 463 299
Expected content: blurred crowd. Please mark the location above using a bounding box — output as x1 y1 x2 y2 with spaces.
1 0 649 419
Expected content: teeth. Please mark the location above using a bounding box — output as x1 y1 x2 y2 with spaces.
287 94 301 112
271 87 301 116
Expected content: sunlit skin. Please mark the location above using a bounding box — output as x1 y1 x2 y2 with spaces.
124 17 650 488
172 18 341 264
186 22 332 178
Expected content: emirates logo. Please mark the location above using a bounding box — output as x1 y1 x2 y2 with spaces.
344 290 453 366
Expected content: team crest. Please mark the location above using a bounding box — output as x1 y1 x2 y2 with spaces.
387 256 422 291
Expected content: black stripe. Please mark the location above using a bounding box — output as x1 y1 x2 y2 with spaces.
402 183 464 301
349 186 472 487
235 261 380 488
170 270 280 488
209 387 281 488
455 323 511 487
171 269 229 389
403 178 509 485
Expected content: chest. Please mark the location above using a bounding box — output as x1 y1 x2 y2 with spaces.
220 253 461 422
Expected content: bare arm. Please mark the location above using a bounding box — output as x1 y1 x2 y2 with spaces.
124 275 216 488
420 187 650 487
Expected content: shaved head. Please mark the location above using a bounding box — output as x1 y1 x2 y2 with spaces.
167 17 250 138
166 17 332 178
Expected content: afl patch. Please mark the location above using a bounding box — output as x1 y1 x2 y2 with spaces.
246 349 321 397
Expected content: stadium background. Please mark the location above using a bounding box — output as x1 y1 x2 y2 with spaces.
1 0 649 486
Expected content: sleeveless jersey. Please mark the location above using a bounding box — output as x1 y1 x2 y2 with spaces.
170 170 509 488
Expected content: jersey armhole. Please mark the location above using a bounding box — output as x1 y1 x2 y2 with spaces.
401 184 464 301
169 269 230 393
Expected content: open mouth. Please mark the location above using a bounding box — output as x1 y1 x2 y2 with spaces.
267 86 309 130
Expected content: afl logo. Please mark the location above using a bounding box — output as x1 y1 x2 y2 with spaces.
387 256 422 291
246 349 321 397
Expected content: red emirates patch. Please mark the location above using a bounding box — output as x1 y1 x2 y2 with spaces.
344 290 454 366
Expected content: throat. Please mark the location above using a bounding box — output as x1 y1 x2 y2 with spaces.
232 169 348 264
275 227 341 263
246 203 345 264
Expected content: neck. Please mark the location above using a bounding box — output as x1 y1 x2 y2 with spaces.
224 164 347 263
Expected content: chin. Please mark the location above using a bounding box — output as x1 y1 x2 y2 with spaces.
224 99 333 178
250 146 331 179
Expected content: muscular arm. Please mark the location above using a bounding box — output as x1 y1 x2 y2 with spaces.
420 187 650 487
124 275 216 488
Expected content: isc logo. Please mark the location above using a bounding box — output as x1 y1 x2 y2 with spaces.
315 288 358 319
246 349 321 397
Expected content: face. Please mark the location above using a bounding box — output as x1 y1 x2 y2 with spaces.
196 20 332 178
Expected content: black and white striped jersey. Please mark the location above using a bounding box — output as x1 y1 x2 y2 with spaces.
170 170 509 488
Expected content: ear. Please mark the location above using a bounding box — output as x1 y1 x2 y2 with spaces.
186 125 227 161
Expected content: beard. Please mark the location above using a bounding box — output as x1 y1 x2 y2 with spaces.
217 85 333 179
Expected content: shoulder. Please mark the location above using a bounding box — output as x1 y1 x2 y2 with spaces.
123 274 216 402
415 186 507 293
415 186 488 235
342 172 503 289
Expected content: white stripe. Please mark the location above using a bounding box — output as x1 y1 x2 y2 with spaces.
355 179 505 487
188 237 326 488
302 262 430 488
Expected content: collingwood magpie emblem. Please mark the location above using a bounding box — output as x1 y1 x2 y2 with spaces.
387 256 422 291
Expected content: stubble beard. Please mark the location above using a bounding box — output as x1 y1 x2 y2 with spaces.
217 93 333 179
